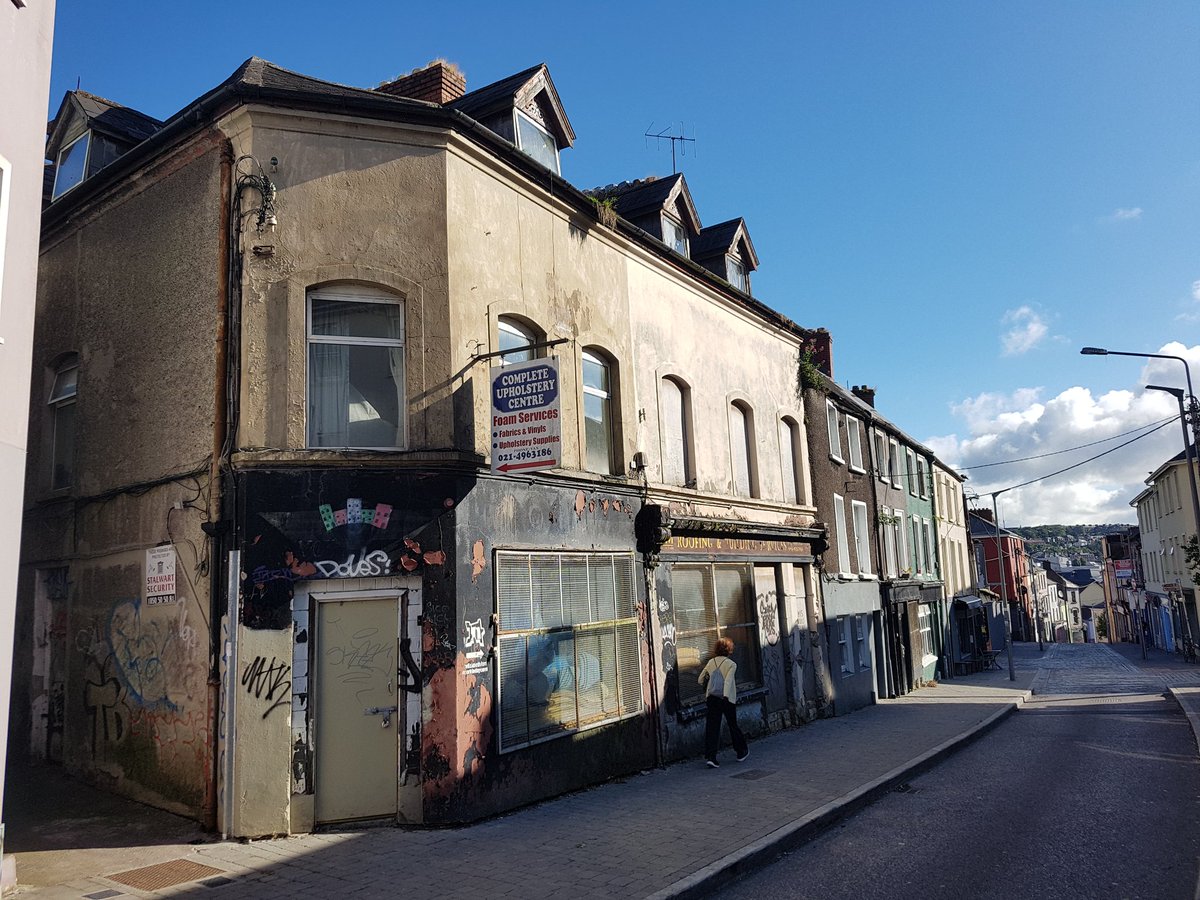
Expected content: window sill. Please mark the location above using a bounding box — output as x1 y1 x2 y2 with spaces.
857 573 878 581
848 465 866 475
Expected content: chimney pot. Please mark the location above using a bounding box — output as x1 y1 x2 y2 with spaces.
851 385 876 408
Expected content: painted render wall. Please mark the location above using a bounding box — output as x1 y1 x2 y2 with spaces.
1 0 56 855
18 132 223 819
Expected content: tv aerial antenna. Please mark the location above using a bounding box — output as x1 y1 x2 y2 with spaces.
644 122 696 174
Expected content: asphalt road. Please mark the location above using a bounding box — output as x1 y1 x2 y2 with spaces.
714 643 1200 900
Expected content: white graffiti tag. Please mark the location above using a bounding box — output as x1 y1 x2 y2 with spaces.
313 549 392 579
463 618 486 651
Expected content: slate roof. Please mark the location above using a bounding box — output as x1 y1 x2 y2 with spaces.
690 218 743 258
588 176 680 219
448 63 544 118
73 90 163 143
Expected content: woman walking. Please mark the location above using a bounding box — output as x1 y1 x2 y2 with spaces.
698 637 748 768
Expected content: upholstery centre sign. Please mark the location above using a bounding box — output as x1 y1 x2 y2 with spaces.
490 357 561 474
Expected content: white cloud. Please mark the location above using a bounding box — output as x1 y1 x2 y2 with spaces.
1179 280 1200 323
1000 306 1049 356
1100 207 1143 223
933 345 1200 524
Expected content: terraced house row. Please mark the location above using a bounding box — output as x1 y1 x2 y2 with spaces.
14 58 985 835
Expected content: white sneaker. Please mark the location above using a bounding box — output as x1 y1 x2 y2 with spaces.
706 759 719 768
736 751 749 762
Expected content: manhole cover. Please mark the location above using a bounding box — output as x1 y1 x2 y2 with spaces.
731 769 774 781
107 859 227 891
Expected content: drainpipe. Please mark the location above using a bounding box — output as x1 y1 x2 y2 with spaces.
203 141 233 831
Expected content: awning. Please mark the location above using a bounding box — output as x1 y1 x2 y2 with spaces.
953 596 984 610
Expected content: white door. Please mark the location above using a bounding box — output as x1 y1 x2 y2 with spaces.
314 595 399 823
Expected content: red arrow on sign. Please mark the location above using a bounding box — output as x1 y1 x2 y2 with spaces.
498 460 557 473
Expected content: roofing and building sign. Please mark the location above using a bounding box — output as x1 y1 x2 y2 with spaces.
145 545 177 605
490 357 561 474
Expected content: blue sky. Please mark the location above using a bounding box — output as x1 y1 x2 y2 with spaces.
47 1 1200 525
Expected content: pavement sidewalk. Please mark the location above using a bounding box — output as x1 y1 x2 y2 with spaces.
5 644 1048 900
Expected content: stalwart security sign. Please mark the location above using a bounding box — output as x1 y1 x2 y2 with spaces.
491 357 561 474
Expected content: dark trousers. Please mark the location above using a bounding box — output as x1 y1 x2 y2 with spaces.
705 695 747 761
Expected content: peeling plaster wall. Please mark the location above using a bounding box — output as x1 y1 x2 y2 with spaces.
432 478 654 823
232 624 292 837
218 107 452 453
18 134 222 820
445 147 636 469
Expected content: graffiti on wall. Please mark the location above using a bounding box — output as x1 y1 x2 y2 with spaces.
241 655 292 719
76 598 205 768
239 473 457 631
758 592 780 646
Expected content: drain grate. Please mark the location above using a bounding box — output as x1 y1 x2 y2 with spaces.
731 769 774 781
893 782 919 794
107 859 227 891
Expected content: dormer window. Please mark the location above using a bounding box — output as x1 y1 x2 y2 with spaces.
52 132 90 200
662 215 688 256
727 256 747 292
514 109 559 174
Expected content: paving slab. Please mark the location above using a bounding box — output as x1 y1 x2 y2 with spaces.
4 645 1050 899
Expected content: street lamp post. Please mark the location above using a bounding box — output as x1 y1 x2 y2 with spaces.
991 490 1017 681
1145 384 1200 654
1082 347 1200 653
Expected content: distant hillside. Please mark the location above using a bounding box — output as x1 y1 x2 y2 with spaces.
1007 523 1133 565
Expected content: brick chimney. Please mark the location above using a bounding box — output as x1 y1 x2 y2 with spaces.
851 385 875 408
376 60 466 104
803 328 833 378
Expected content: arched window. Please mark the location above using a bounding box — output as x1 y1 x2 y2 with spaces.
659 376 693 487
582 348 617 474
498 316 541 366
307 284 405 449
778 416 802 505
728 401 757 498
48 354 78 490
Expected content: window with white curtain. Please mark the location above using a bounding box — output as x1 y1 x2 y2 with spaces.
729 401 756 497
582 349 616 474
497 552 641 751
834 494 851 575
498 316 539 365
827 402 843 462
307 285 405 449
846 417 864 471
660 376 692 486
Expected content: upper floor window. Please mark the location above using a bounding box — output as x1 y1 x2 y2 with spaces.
514 109 560 174
727 256 747 292
826 402 843 463
852 500 872 576
307 285 405 449
916 458 928 498
833 494 852 575
728 401 757 498
660 376 693 487
905 449 917 496
888 438 901 487
498 316 540 365
48 356 78 490
846 416 864 471
873 431 888 482
582 349 616 475
779 417 802 505
662 215 688 256
52 132 90 200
